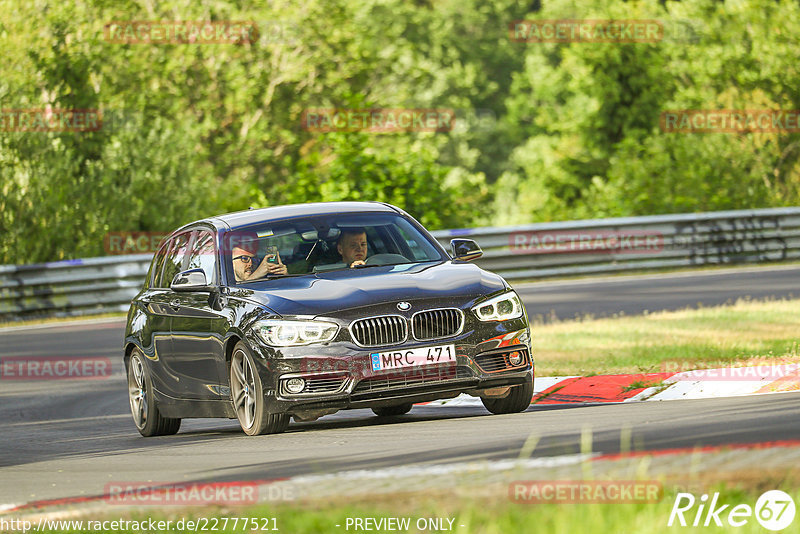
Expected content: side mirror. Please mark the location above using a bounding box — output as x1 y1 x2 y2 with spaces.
450 239 483 261
171 269 211 292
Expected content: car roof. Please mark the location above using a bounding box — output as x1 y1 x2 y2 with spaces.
189 201 401 232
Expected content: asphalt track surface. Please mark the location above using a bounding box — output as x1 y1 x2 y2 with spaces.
1 265 799 506
517 264 800 321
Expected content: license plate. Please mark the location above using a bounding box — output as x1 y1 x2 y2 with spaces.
370 344 456 371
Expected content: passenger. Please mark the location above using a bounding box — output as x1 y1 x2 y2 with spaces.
231 244 287 282
337 229 369 268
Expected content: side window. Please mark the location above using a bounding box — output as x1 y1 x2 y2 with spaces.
395 218 441 260
365 227 385 255
161 232 191 288
186 231 217 285
147 243 170 289
395 225 427 260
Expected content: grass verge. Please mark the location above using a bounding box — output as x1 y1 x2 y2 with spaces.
532 298 800 376
29 475 800 533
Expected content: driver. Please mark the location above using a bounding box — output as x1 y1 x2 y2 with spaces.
337 229 369 268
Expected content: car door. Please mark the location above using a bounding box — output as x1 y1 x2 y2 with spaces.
139 234 188 399
133 240 173 366
167 229 228 400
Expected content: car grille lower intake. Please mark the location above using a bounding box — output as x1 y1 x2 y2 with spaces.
281 374 348 396
302 375 348 394
412 308 464 341
474 348 530 373
353 366 473 394
350 315 407 347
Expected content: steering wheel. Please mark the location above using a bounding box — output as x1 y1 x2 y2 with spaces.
365 253 409 266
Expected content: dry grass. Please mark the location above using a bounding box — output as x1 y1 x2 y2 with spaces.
532 298 800 376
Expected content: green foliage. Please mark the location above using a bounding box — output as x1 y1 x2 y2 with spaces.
278 132 472 229
1 0 799 263
497 0 800 223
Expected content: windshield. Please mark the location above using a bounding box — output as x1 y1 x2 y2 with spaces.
224 212 445 285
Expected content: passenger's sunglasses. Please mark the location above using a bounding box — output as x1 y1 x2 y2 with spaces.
232 255 254 264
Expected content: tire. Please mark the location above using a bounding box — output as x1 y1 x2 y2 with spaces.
230 341 289 436
128 349 181 437
481 375 534 415
372 403 413 417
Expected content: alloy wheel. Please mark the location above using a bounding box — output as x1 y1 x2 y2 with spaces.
231 348 257 430
128 353 147 428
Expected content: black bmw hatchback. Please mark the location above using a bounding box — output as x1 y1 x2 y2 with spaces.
124 202 533 436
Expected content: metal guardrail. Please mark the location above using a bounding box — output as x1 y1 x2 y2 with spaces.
0 254 153 321
1 207 799 321
434 207 800 279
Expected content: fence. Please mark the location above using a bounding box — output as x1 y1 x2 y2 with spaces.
1 207 799 321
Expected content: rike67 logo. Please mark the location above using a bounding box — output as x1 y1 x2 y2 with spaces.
668 490 796 531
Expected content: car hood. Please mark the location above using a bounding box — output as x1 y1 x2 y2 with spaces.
232 261 507 317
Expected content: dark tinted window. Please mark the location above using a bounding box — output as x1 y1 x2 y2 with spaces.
146 243 169 289
186 231 217 285
160 232 191 288
396 224 433 261
225 213 444 284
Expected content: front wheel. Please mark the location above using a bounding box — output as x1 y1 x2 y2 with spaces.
128 349 181 437
230 342 289 436
481 376 533 415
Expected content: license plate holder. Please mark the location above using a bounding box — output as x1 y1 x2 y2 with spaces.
370 344 456 372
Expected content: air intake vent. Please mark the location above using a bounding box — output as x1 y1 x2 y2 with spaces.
279 375 348 396
474 348 530 373
353 366 473 394
302 375 348 394
412 308 464 341
350 315 408 347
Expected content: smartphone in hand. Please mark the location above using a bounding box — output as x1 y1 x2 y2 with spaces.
266 246 279 264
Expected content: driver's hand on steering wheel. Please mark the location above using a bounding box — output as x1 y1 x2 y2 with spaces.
349 260 366 268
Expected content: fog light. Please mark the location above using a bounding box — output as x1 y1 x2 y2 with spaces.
285 378 306 394
508 351 523 366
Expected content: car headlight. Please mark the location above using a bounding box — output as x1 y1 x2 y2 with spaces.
471 291 524 321
254 319 339 347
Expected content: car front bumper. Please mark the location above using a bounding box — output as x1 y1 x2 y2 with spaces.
244 317 533 416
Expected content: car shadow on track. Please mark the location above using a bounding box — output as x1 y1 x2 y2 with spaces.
0 400 620 470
